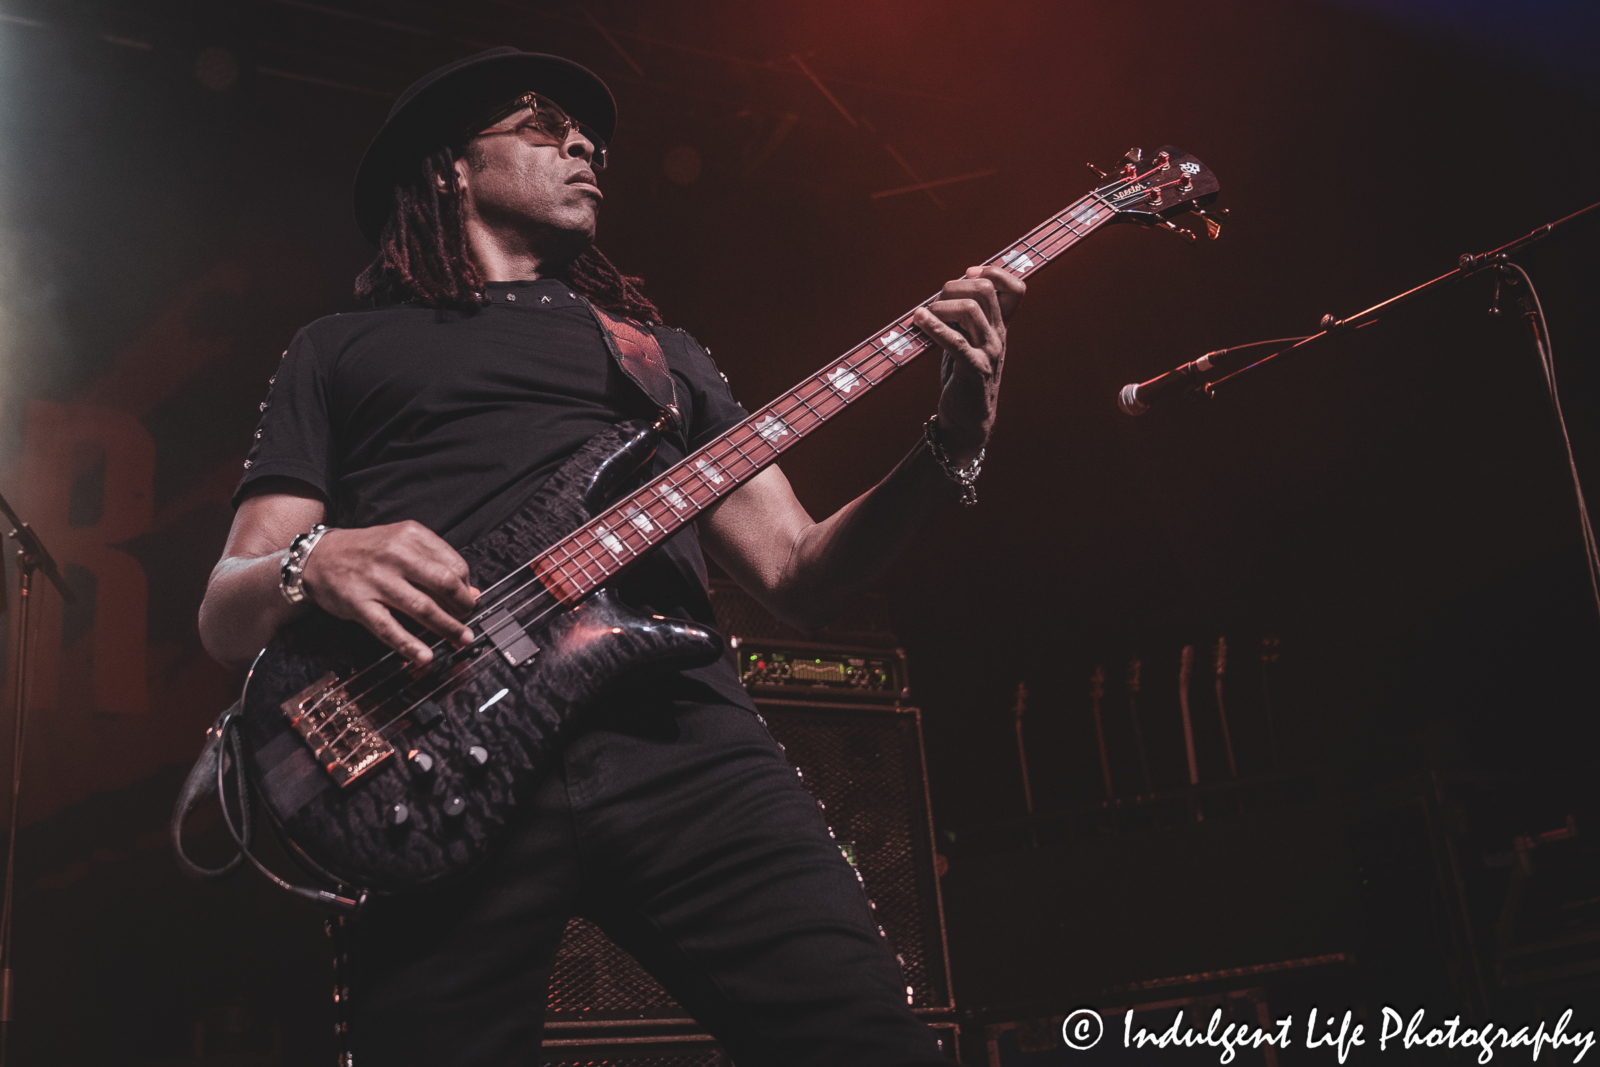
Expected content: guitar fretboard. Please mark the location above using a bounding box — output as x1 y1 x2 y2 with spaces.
531 189 1120 604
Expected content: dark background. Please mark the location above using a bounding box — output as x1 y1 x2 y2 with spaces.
0 0 1596 1062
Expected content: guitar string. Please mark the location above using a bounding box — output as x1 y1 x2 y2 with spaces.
472 176 1140 609
299 170 1178 755
433 180 1131 632
302 186 1133 753
354 332 959 744
331 173 1143 690
303 319 936 736
320 332 945 751
300 184 1132 750
306 323 954 753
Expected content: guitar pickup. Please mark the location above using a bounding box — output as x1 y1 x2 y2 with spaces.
396 685 445 731
483 609 539 667
411 698 444 728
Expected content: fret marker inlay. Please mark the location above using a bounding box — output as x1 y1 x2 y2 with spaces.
1001 249 1035 272
828 366 861 394
625 507 653 534
595 525 625 556
695 458 725 485
755 414 791 443
659 485 688 510
880 329 913 357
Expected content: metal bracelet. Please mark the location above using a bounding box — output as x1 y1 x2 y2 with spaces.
279 524 330 605
923 415 984 507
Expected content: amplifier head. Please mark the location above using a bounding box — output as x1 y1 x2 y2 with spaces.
731 638 909 703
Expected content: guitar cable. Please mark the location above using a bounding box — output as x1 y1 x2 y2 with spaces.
214 709 367 914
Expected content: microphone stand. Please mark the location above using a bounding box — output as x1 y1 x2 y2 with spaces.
1195 198 1600 628
0 491 73 1067
1199 199 1600 397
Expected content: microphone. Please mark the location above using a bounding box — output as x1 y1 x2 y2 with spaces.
1117 350 1226 416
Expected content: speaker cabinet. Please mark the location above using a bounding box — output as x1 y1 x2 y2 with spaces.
545 699 954 1041
541 1025 959 1066
756 699 952 1014
541 1039 730 1067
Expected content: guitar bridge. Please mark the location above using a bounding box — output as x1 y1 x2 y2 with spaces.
281 671 395 788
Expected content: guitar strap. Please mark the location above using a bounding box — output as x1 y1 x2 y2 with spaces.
171 701 248 880
582 299 684 443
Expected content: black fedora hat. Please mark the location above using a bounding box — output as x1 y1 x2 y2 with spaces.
353 47 616 245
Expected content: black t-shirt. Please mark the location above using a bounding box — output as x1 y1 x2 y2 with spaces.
236 278 755 710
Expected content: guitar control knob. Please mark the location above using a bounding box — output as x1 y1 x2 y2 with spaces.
390 803 409 826
443 796 466 817
409 751 434 773
467 745 489 766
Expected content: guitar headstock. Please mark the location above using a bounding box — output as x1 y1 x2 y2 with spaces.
1091 146 1222 240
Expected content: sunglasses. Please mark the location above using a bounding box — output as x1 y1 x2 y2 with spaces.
470 91 609 170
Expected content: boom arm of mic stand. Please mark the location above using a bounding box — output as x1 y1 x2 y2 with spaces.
0 492 74 603
1201 199 1600 398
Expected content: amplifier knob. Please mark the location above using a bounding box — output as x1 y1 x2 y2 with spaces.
467 745 489 765
390 803 409 826
443 796 466 817
409 751 434 773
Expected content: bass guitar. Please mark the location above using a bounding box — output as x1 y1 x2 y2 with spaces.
232 145 1220 894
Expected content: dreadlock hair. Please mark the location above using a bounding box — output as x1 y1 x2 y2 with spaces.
355 145 662 325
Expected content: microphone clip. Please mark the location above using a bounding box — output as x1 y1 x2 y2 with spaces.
1118 352 1219 416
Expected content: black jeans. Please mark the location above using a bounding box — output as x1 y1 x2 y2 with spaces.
347 697 947 1066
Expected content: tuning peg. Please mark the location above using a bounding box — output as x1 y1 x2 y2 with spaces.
1190 207 1226 240
1156 219 1198 242
1086 162 1109 179
1123 147 1143 166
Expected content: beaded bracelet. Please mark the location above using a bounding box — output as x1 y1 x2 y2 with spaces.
280 524 330 605
923 415 985 507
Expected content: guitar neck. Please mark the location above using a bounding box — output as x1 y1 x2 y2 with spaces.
532 190 1119 604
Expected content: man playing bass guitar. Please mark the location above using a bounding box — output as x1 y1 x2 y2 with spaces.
198 47 1021 1067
